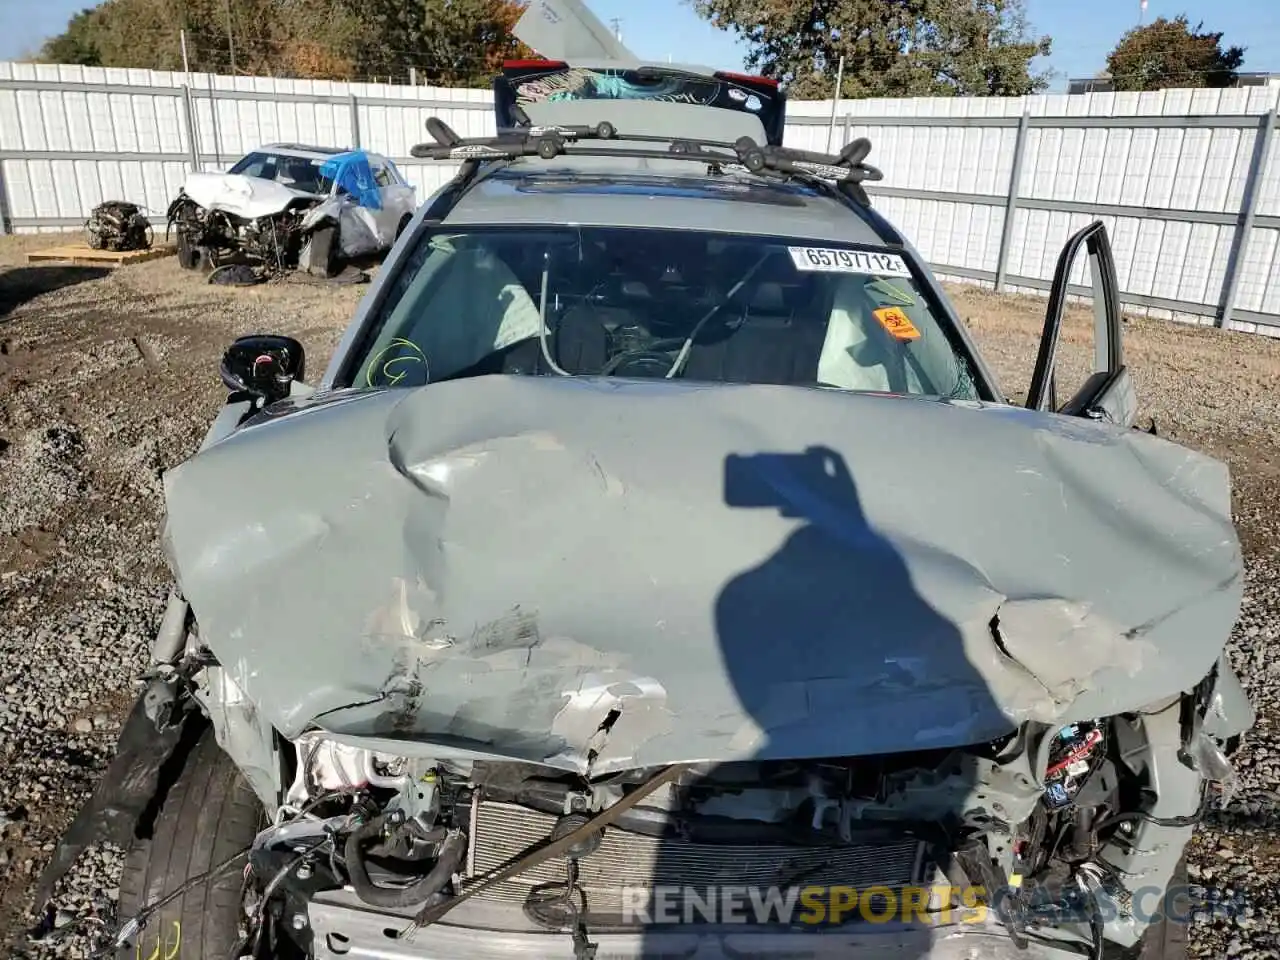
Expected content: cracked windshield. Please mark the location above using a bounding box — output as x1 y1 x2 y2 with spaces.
350 224 979 398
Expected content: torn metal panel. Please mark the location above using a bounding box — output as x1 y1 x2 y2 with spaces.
1203 655 1256 741
515 98 770 148
194 665 282 811
1100 700 1205 946
162 377 1243 775
300 197 387 257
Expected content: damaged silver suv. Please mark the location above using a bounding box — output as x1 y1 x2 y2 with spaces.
38 59 1252 960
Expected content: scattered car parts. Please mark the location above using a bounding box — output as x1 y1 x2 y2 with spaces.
84 200 152 252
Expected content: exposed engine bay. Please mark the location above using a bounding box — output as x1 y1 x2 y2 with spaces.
213 673 1240 959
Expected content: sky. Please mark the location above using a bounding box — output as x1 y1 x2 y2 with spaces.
0 0 1275 93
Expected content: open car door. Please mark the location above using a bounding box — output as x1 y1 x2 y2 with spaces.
1025 221 1138 429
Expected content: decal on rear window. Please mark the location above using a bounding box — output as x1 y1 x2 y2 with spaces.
787 247 913 277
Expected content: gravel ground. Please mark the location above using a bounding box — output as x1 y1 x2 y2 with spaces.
1 234 1278 958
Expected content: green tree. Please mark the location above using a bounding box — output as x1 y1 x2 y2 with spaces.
688 0 1052 99
38 8 104 65
1105 16 1243 91
35 0 530 86
353 0 531 86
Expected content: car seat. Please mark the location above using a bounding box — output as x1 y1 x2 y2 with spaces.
817 275 924 393
363 242 543 385
681 282 827 384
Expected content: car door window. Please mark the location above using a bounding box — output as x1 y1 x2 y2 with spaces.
371 161 395 188
1026 221 1137 428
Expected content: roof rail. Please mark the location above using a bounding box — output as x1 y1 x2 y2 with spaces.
409 117 883 204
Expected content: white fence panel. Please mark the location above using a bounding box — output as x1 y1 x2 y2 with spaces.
1 61 1278 334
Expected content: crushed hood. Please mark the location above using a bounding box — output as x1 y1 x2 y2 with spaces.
162 378 1243 775
181 171 318 219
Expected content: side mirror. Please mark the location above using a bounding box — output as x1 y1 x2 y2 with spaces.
220 335 306 405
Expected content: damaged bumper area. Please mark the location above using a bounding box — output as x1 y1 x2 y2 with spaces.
166 155 396 277
203 703 1232 959
302 905 1104 959
166 172 322 273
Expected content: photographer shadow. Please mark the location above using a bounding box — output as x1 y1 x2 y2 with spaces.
634 444 1013 958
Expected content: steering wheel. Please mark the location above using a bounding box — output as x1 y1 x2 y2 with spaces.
599 337 687 377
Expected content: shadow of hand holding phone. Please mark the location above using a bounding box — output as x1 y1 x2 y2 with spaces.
632 444 1008 959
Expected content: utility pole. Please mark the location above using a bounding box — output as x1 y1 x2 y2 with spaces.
223 0 237 74
826 55 845 153
610 18 623 43
1139 0 1147 25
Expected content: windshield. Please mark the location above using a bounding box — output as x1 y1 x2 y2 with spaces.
343 226 980 400
227 152 332 194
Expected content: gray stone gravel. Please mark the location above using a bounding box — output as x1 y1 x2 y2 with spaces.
1 246 360 956
1 251 1278 957
957 284 1280 959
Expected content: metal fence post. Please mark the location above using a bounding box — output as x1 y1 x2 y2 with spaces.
0 162 11 235
350 93 361 149
208 79 225 168
825 56 845 153
994 107 1031 292
1218 104 1277 329
181 85 201 172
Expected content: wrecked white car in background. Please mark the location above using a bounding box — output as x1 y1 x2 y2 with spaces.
166 144 417 278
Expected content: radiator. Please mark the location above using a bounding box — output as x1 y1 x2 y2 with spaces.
461 800 927 919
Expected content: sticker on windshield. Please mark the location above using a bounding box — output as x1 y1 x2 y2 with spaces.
788 247 912 277
873 306 921 341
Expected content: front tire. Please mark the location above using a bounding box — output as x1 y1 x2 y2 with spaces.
175 231 210 272
307 225 342 278
115 729 264 960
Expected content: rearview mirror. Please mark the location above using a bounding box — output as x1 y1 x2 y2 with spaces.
220 335 306 405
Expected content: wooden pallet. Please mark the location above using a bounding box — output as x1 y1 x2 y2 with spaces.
25 242 175 266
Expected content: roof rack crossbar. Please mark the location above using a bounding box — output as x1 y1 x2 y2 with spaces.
411 119 884 199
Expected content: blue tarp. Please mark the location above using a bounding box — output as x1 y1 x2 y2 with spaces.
319 150 382 210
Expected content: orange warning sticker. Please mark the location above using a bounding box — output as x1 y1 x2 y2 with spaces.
873 306 921 340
